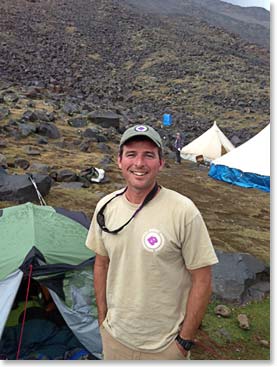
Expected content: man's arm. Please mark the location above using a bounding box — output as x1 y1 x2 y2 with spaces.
176 266 212 353
94 254 110 326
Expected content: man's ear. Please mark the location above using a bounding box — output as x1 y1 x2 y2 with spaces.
159 158 165 171
117 154 122 169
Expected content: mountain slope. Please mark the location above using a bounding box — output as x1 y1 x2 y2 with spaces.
0 0 270 136
123 0 270 47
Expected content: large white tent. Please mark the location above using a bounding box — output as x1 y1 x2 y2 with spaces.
208 124 270 192
180 121 234 163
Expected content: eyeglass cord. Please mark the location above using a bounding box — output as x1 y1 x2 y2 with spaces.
97 182 160 234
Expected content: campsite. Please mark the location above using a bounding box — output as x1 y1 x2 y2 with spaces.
0 0 270 361
180 121 235 164
0 106 270 360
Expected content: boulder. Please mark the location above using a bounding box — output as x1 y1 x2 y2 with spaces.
68 117 87 128
37 122 61 139
237 314 250 330
28 163 50 175
214 304 232 318
0 172 51 203
35 109 55 122
0 140 7 148
87 111 120 129
24 146 41 156
0 154 8 168
14 158 30 170
62 102 80 115
83 128 99 140
55 169 78 182
18 123 36 137
0 107 10 121
21 110 39 122
212 249 269 303
37 136 49 145
3 91 19 103
230 135 241 146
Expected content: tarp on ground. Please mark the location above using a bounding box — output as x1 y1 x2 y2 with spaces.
208 124 270 192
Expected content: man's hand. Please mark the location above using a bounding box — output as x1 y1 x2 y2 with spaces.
94 254 110 327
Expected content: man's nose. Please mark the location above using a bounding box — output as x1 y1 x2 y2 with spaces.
134 155 144 166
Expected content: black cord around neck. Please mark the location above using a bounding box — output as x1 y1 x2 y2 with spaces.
97 183 160 234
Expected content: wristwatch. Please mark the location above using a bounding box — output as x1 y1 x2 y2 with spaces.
175 335 195 351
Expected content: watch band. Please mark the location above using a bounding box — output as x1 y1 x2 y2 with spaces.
175 335 195 351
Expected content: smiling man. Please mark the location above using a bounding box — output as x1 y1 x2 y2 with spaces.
86 125 218 360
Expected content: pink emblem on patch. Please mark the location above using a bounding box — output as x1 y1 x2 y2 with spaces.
147 236 158 246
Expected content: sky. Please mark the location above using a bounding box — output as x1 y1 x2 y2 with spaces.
222 0 270 10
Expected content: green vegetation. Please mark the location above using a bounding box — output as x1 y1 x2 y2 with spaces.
193 297 270 360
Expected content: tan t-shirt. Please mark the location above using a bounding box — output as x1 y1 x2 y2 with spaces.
86 187 218 352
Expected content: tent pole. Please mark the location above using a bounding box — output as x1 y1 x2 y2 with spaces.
16 264 33 360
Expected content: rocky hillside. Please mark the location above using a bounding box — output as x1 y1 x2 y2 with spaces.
124 0 270 47
0 0 270 143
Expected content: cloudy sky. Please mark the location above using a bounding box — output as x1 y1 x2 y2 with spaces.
222 0 270 10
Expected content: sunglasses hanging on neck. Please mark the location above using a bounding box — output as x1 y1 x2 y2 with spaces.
96 183 160 234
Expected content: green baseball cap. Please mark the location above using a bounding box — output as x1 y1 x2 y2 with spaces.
119 125 163 149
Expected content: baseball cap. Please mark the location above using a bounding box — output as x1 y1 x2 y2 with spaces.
119 125 163 149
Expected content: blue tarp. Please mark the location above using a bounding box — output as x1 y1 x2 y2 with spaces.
208 164 270 192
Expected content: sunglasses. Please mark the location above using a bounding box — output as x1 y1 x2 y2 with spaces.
96 183 160 234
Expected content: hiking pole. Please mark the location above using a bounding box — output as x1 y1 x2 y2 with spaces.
27 174 47 206
16 265 33 360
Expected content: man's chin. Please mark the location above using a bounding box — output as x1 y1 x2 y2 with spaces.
131 181 154 192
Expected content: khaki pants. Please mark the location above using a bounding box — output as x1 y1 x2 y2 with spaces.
100 326 191 360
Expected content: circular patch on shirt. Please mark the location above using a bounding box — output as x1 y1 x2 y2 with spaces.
142 229 164 252
135 125 148 132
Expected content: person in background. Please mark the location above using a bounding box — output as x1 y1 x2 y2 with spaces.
174 132 183 164
86 124 218 360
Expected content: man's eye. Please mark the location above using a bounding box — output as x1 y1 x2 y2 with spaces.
145 153 155 158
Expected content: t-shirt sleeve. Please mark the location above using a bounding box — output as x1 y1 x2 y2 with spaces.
85 207 108 257
182 210 218 270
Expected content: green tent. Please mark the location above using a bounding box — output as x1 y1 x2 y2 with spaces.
0 202 93 280
0 202 102 360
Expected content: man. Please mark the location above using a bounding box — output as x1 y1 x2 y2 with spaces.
86 124 218 360
174 132 183 164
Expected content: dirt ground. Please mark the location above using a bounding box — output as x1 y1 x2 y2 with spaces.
158 159 270 264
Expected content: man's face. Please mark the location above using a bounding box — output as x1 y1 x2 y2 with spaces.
118 139 164 192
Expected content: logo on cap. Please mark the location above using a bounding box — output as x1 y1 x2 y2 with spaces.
142 229 164 252
135 125 148 132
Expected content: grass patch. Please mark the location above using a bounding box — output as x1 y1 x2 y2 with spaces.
197 297 270 360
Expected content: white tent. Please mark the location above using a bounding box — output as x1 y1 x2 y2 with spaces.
180 121 234 163
208 124 270 192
